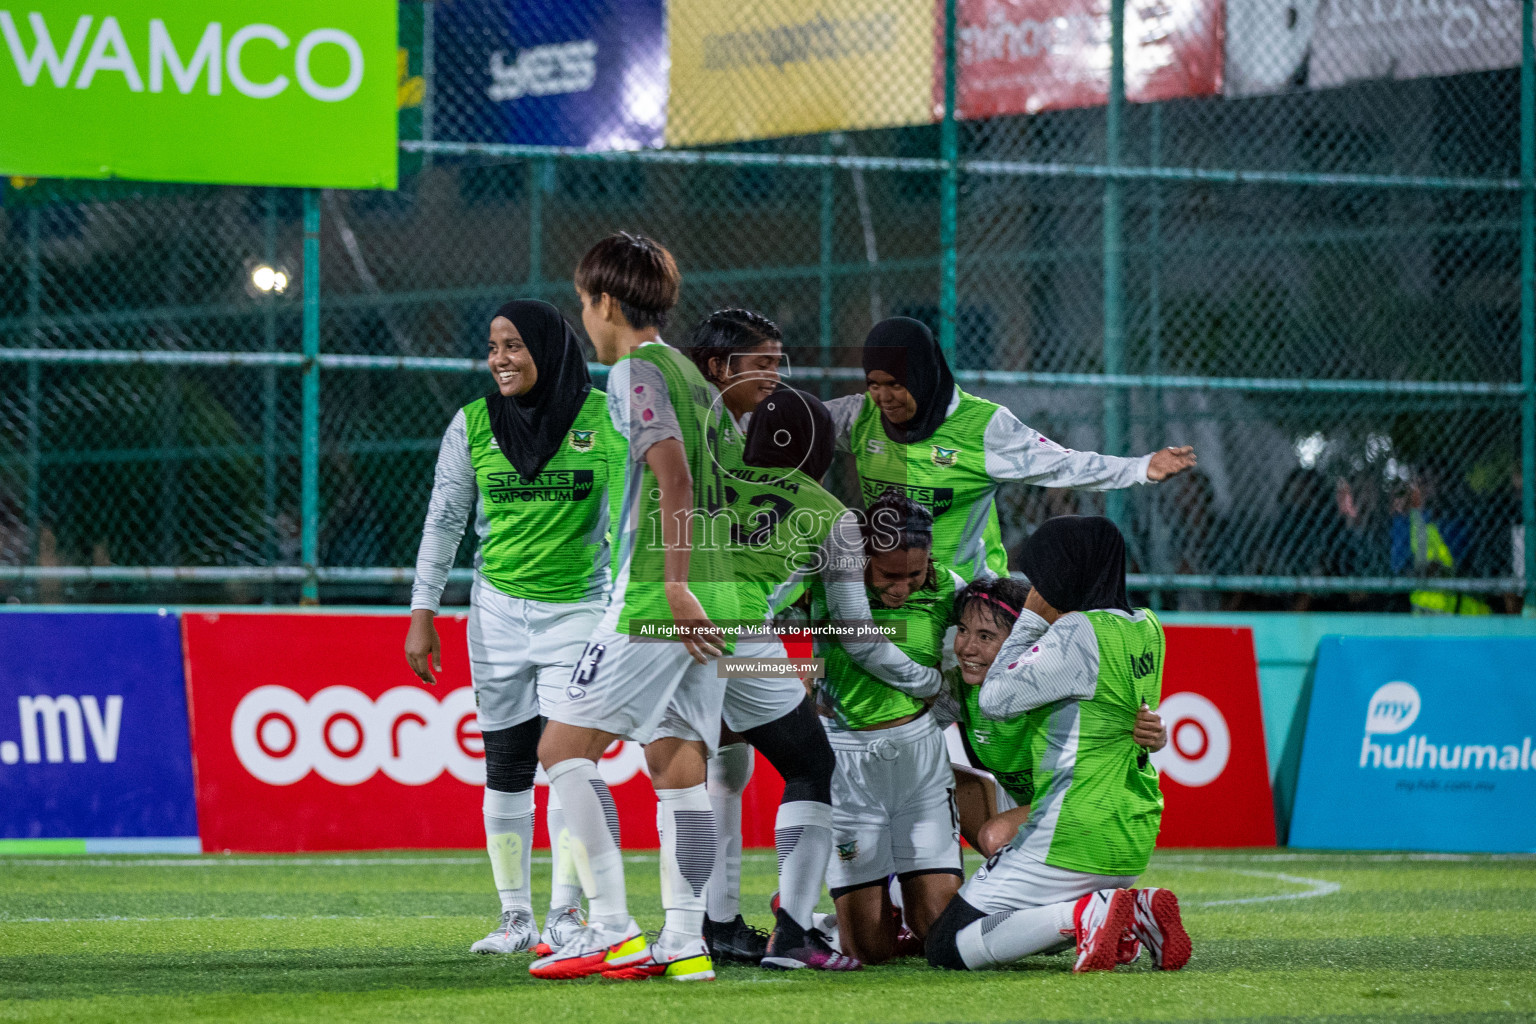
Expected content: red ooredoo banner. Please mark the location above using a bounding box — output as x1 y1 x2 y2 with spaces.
1152 625 1276 847
182 614 1270 852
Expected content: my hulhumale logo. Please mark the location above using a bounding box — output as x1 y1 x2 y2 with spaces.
1359 681 1535 772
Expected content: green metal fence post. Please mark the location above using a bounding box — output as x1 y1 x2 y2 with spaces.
528 158 545 291
262 189 279 584
301 189 321 604
1103 0 1128 531
1522 0 1535 616
939 0 959 363
24 206 40 586
421 0 435 170
1148 102 1164 610
820 134 835 399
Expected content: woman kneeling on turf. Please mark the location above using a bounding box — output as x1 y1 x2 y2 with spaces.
926 515 1192 974
940 574 1168 859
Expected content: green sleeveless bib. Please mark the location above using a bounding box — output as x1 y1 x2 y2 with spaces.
850 390 1007 582
462 390 614 603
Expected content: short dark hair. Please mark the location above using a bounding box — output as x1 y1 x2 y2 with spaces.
575 232 680 330
862 489 934 557
686 308 782 383
955 575 1031 633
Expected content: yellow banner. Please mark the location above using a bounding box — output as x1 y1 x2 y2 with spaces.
667 0 936 147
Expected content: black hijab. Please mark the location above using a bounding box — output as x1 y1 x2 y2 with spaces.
743 388 835 483
1016 515 1133 614
485 299 592 482
861 317 956 445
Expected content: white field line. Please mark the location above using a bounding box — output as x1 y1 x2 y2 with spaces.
1 861 1340 923
1163 865 1342 907
0 853 784 869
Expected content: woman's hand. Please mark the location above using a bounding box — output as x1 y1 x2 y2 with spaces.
405 608 442 685
1146 446 1197 481
666 583 725 664
1134 703 1167 752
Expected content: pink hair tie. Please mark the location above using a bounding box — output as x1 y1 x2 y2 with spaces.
978 592 1019 618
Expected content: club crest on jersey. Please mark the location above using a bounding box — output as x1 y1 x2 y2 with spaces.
931 444 960 467
836 840 859 862
568 429 595 452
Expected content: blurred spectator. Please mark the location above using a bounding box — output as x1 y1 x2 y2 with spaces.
1167 469 1224 611
1467 465 1524 614
1391 470 1490 616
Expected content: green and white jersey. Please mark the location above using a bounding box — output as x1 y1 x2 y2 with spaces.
814 566 963 730
935 668 1036 806
977 606 1165 877
827 391 1151 582
604 343 739 645
411 390 617 610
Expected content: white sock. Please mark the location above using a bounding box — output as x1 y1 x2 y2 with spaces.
774 800 832 931
956 901 1075 969
705 743 752 923
483 787 534 914
544 788 582 913
546 758 627 931
657 783 716 946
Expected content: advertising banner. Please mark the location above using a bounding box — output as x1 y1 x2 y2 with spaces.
1291 637 1536 853
1227 0 1523 97
433 0 665 150
944 0 1223 119
0 612 197 843
0 0 396 188
667 0 935 146
1151 626 1276 848
182 612 788 852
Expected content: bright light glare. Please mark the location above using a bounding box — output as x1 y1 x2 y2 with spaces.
251 264 289 294
1295 432 1327 469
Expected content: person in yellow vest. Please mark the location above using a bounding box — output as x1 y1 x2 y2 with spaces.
1400 482 1491 616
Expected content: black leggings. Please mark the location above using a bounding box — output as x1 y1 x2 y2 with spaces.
739 697 835 805
481 715 543 793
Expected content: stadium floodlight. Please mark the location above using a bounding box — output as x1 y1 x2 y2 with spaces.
249 263 291 296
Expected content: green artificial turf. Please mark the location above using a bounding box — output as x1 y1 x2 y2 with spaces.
1 849 1532 1023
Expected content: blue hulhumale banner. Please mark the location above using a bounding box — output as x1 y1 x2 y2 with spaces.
0 612 198 845
434 0 665 149
1291 636 1536 853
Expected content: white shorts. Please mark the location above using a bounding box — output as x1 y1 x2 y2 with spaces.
960 846 1137 915
721 637 807 733
824 714 962 896
545 622 724 755
467 578 603 731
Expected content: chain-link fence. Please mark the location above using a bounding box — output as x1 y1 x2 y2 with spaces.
1 0 1531 612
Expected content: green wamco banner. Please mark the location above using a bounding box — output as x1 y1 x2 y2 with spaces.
0 1 397 188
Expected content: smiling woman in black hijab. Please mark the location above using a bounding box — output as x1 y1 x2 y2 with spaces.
823 317 1198 583
405 296 618 958
859 316 956 445
485 299 593 483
